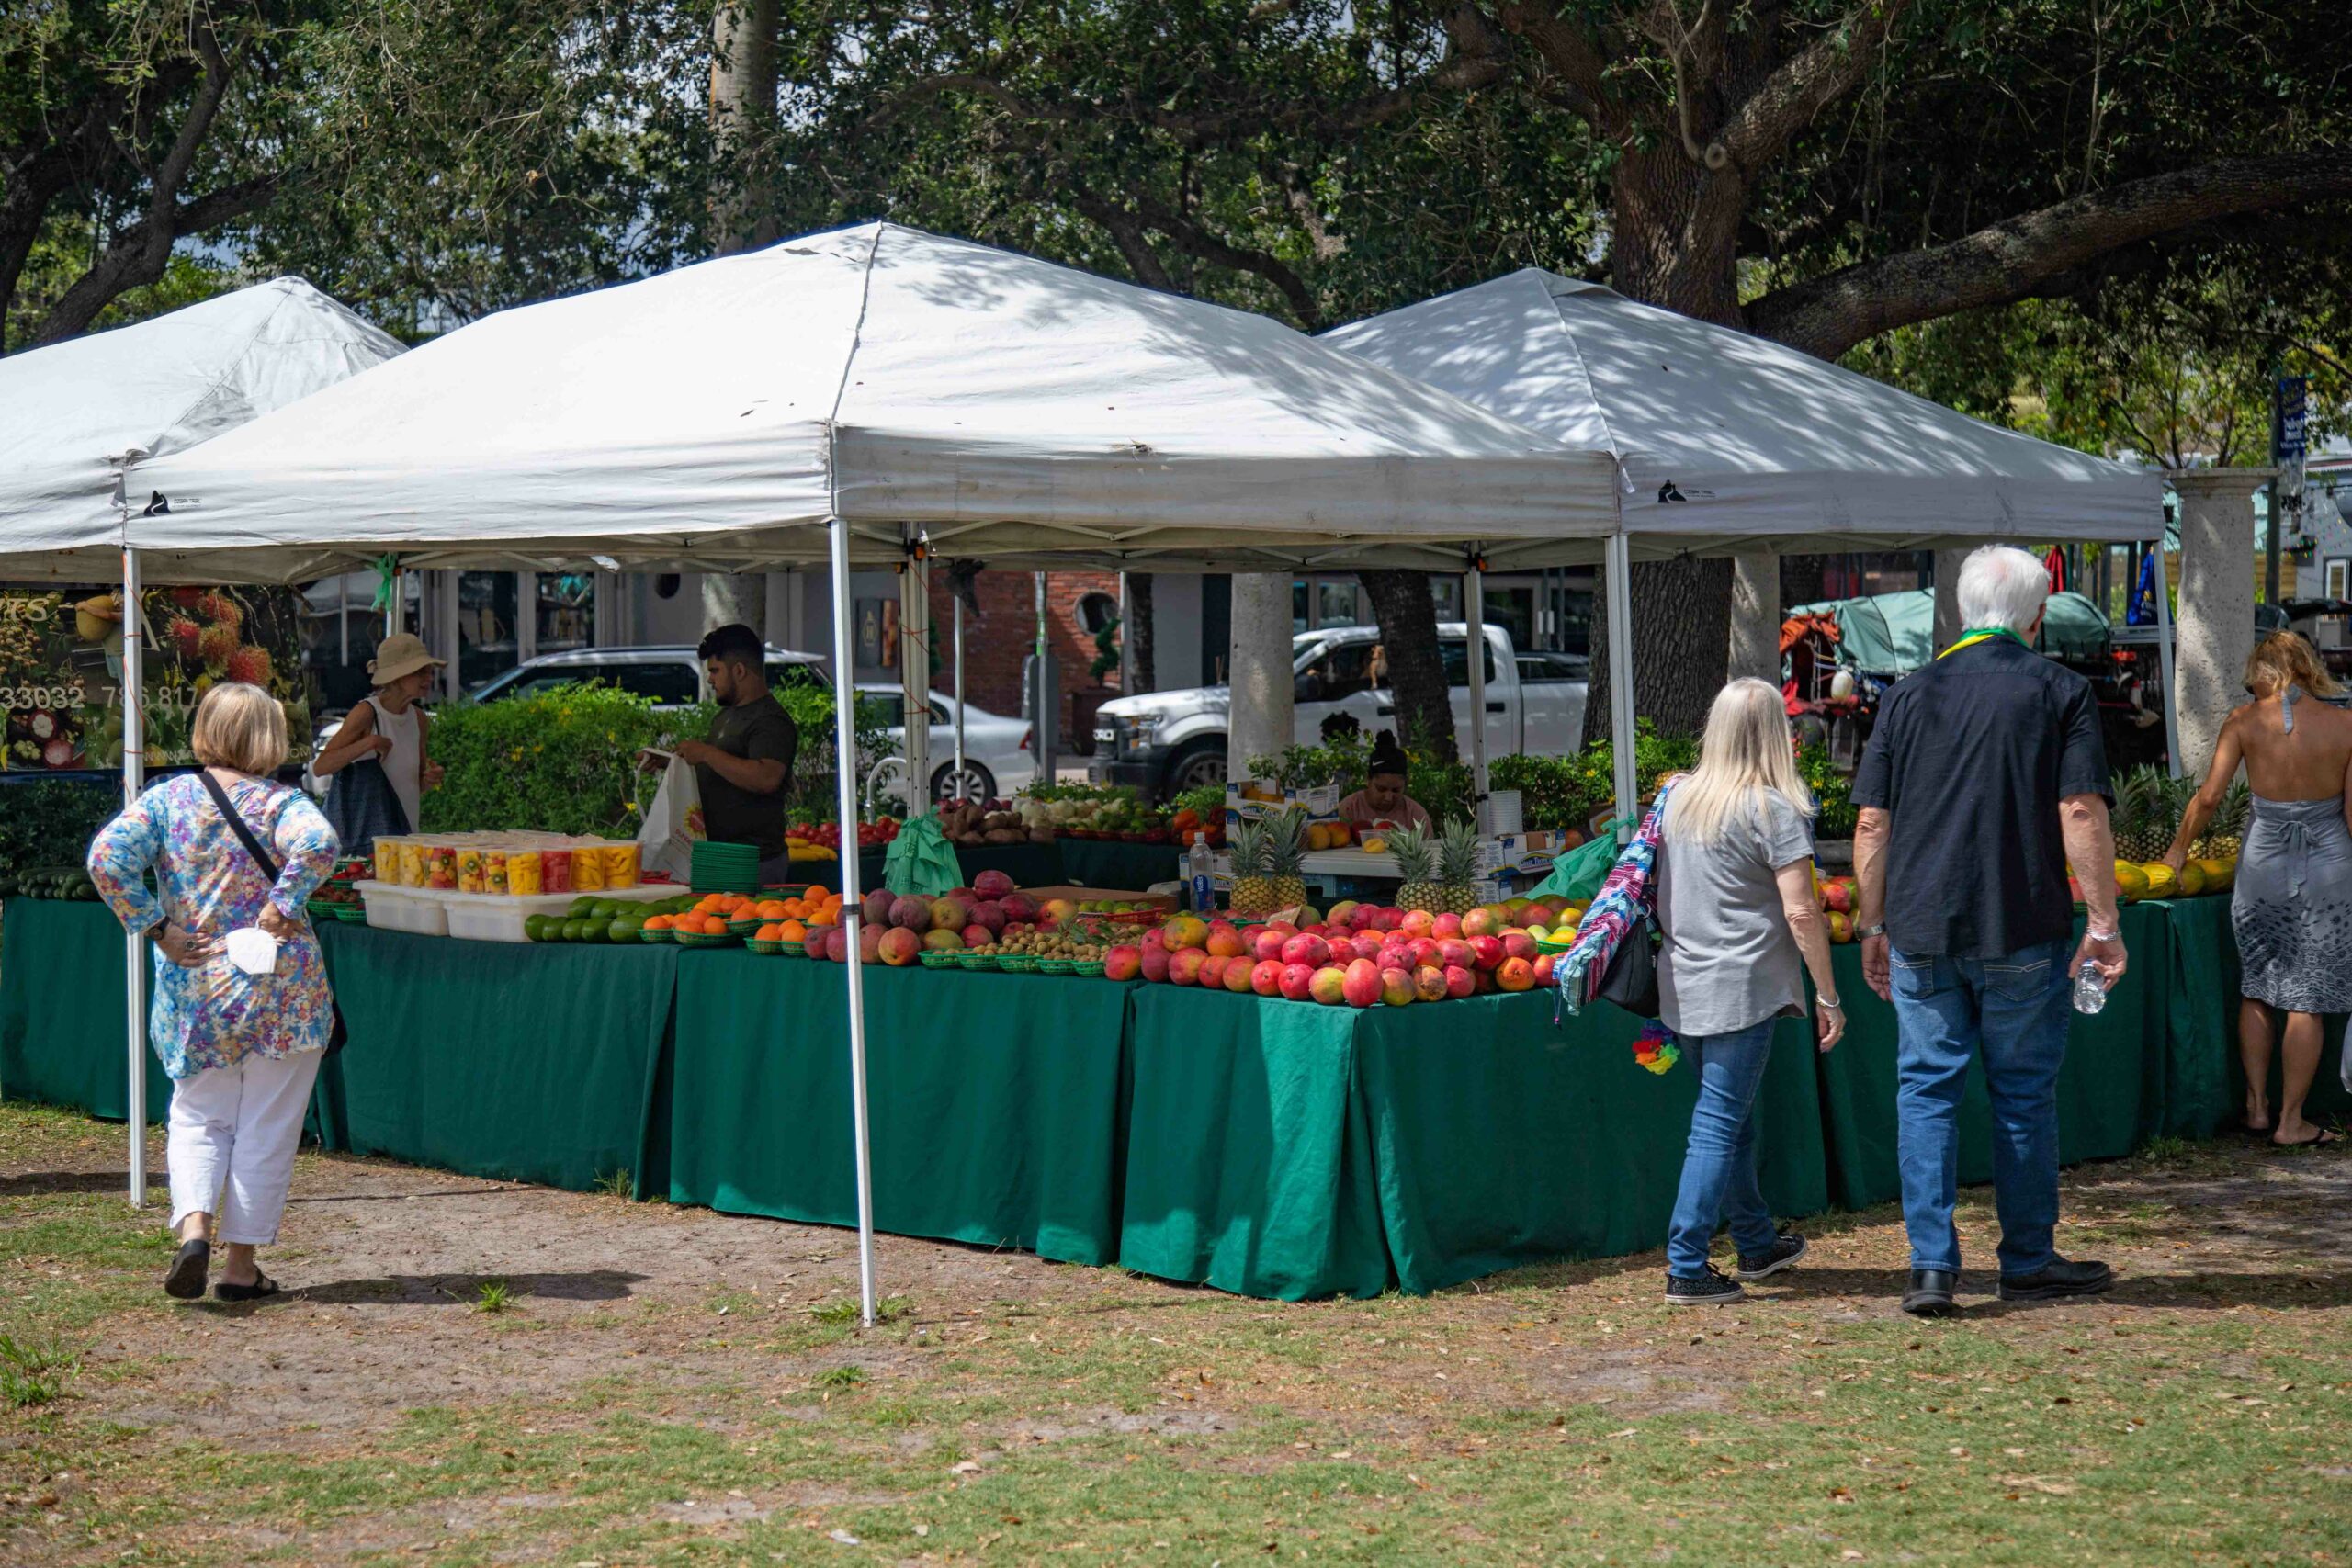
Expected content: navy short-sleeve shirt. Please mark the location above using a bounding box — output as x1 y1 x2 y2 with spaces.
1850 636 2109 959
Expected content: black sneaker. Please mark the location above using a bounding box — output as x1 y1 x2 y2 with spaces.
1996 1257 2113 1302
1664 1267 1745 1306
1736 1231 1808 1280
1901 1269 1960 1317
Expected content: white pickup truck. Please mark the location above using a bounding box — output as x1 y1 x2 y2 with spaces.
1092 624 1587 799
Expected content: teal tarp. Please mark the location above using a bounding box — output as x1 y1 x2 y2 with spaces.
1792 588 2110 673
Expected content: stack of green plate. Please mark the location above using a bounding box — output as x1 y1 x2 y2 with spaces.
691 841 760 895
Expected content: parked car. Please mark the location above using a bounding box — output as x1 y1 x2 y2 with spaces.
856 686 1037 806
1091 624 1586 800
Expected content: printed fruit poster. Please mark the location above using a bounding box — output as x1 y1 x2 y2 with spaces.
0 584 311 770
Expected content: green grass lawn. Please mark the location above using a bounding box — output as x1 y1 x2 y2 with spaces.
4 1100 2349 1566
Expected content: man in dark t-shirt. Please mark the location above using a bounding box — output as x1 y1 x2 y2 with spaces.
1851 547 2128 1319
675 623 797 869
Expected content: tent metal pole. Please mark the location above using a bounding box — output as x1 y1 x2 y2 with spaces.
2153 530 2181 778
953 592 967 803
900 530 930 817
828 516 878 1327
1605 528 1638 844
339 572 349 665
1465 556 1489 814
120 544 147 1207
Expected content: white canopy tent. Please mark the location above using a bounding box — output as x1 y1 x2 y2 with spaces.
0 277 405 581
1323 267 2172 829
125 222 1621 1322
0 276 403 1213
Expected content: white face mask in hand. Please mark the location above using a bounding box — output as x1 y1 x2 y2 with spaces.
224 927 280 977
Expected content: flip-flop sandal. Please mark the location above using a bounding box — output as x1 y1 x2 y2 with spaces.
213 1272 280 1303
164 1238 210 1300
2273 1127 2342 1150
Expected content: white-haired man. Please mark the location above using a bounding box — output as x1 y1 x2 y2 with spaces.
1851 545 2128 1317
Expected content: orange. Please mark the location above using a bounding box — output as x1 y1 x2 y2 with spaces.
803 883 831 903
704 914 730 934
776 919 807 942
756 922 781 941
644 914 672 931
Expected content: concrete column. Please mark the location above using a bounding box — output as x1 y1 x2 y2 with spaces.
1727 548 1781 685
1227 572 1295 784
2173 468 2271 773
1932 547 1971 649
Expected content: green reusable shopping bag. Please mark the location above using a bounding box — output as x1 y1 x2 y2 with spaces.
883 813 963 897
1529 818 1633 904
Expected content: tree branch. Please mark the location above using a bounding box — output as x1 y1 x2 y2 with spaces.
1715 0 1910 173
1747 151 2352 360
1067 187 1177 293
1493 2 1615 130
1125 192 1322 330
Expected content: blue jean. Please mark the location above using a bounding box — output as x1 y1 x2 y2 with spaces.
1665 1019 1782 1278
1889 936 2073 1276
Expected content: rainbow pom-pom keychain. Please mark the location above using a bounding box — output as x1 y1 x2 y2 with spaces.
1632 1019 1681 1075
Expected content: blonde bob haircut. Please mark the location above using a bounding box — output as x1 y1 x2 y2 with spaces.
1668 677 1815 848
190 682 288 775
2245 630 2341 701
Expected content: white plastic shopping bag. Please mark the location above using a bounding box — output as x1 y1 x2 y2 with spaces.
636 754 704 884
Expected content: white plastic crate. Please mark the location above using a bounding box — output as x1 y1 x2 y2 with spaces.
358 882 447 936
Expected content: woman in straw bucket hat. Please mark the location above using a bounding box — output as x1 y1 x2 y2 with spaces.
313 632 445 853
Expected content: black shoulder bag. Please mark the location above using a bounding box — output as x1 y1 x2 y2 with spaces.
1588 783 1679 1021
198 770 348 1055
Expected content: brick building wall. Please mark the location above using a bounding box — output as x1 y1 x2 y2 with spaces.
933 568 1124 745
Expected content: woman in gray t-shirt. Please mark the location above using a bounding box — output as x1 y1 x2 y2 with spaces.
1655 679 1844 1307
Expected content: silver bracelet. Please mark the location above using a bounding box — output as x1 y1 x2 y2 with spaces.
2086 926 2120 942
1818 995 1843 1010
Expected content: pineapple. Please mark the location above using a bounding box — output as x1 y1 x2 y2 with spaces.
2193 777 2250 860
1229 808 1309 917
1396 819 1481 914
2110 764 2182 863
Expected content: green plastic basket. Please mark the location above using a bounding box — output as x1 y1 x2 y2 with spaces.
777 939 806 957
1532 931 1579 955
636 926 675 944
999 955 1040 974
674 930 740 949
956 952 997 970
1073 960 1107 978
726 917 766 937
918 951 957 969
745 938 786 955
1036 958 1074 976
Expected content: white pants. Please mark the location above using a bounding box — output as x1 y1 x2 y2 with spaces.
166 1049 323 1246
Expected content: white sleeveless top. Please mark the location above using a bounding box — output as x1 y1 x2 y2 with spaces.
367 697 424 833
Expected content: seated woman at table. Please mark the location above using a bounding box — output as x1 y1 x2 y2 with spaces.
1655 678 1843 1307
1339 731 1433 834
87 682 340 1303
2163 631 2352 1147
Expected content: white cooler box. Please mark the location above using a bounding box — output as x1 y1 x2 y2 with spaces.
361 882 679 942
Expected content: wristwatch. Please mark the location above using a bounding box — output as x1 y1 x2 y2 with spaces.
1854 922 1887 941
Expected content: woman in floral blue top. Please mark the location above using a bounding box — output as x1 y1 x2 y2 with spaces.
88 682 340 1303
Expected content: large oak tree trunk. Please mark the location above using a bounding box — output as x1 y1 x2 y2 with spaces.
1577 555 1734 750
708 0 780 256
1358 569 1455 762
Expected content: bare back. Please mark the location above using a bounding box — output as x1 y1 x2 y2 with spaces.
2229 691 2352 802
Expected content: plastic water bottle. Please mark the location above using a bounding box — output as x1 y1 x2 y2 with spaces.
1189 835 1215 916
2071 964 2109 1016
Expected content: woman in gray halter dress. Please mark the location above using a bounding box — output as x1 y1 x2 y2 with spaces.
2165 633 2352 1147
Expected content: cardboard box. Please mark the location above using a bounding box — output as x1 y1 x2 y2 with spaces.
1019 885 1178 912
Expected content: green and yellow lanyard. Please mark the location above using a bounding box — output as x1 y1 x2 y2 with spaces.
1939 626 2030 659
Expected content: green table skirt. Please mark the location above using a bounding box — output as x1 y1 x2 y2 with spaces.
664 952 1134 1264
312 924 679 1196
2162 890 2352 1125
0 897 171 1122
1121 986 1828 1299
1813 904 2170 1210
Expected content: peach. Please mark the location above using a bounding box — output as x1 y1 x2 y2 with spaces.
1443 964 1476 999
1308 964 1349 1005
1496 956 1536 992
1225 955 1260 993
1431 912 1464 940
1468 934 1505 971
1169 948 1207 986
1105 944 1143 981
1379 966 1416 1006
1341 958 1384 1008
1279 962 1317 1001
1413 964 1449 1003
1282 933 1330 969
1199 954 1232 990
1250 958 1285 997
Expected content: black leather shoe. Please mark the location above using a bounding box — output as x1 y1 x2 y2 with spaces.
1901 1269 1960 1317
1996 1257 2113 1302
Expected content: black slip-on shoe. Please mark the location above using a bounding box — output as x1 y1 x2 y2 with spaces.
164 1238 210 1301
1996 1257 2113 1302
1665 1267 1745 1306
1901 1269 1960 1317
1736 1232 1808 1280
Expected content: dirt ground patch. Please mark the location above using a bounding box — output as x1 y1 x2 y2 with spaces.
5 1104 2350 1565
